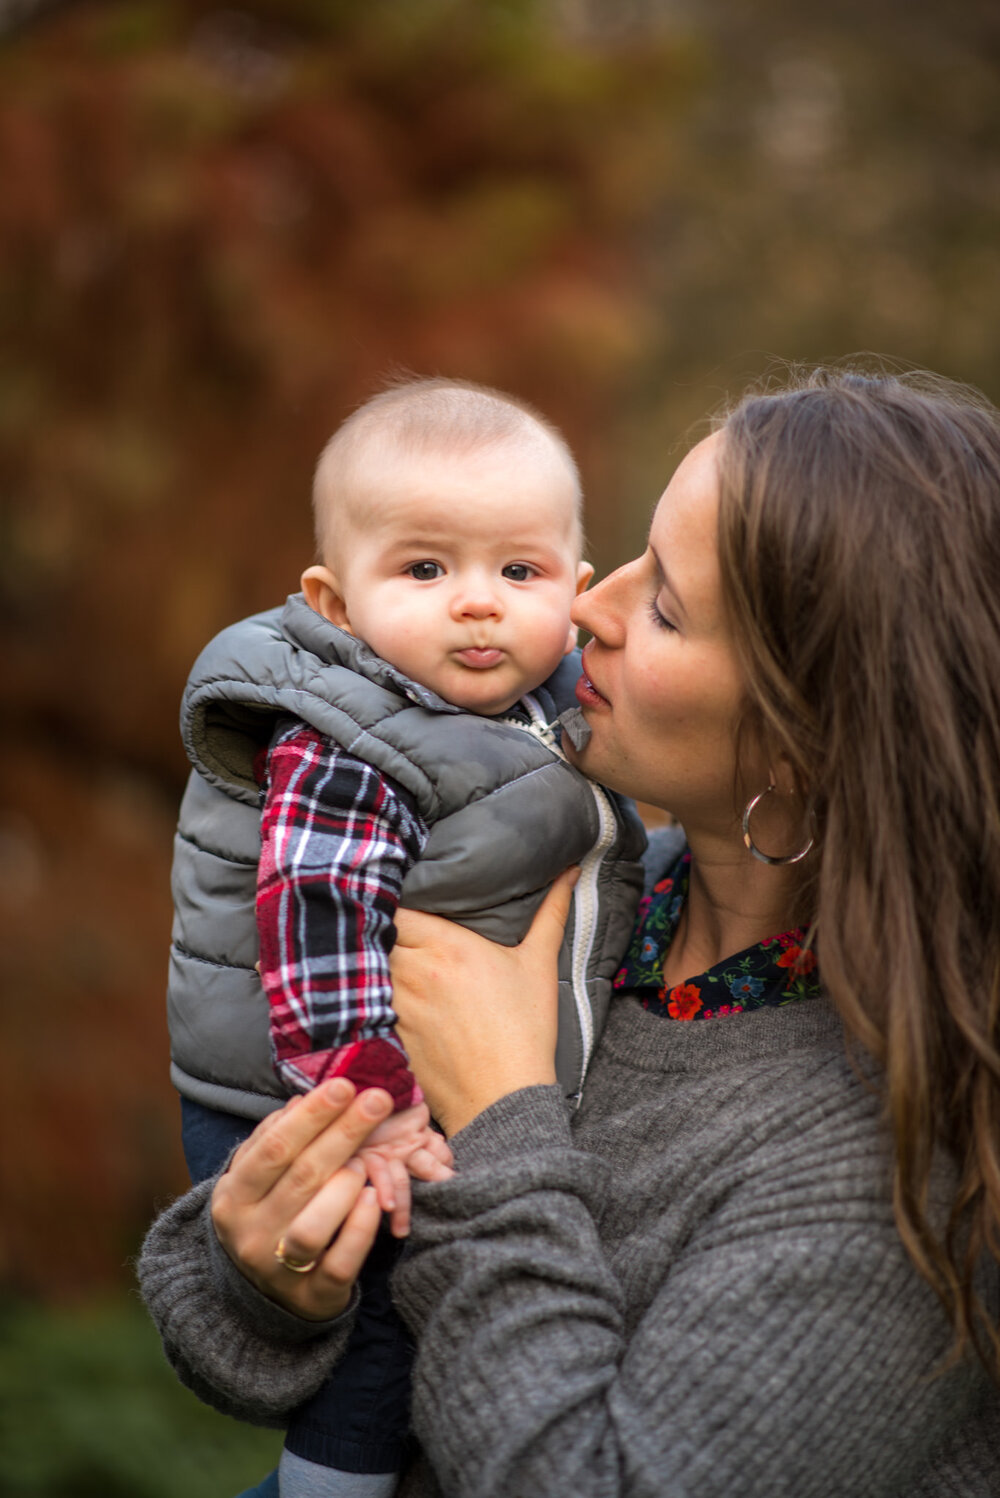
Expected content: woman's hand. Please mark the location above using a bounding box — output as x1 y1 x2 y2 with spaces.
211 1079 391 1322
391 868 579 1137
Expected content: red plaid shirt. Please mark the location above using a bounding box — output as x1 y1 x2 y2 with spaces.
256 719 429 1110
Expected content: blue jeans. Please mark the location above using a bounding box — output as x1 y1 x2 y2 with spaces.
182 1098 414 1474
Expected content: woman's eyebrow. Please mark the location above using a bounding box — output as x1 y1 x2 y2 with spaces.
649 542 688 620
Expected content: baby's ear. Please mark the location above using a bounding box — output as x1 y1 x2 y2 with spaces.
564 562 595 653
301 565 353 633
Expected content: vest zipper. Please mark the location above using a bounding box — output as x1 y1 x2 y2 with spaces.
506 694 618 1100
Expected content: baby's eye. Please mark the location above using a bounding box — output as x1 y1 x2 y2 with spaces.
406 561 444 581
502 562 535 582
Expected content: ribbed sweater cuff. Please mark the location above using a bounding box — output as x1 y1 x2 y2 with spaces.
408 1085 605 1239
450 1084 573 1169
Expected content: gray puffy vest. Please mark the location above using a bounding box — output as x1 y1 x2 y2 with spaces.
168 594 646 1120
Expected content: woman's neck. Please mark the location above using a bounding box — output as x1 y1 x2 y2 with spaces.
659 832 804 989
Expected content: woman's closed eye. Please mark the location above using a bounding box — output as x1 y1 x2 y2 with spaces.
501 562 537 582
406 560 445 581
649 597 678 632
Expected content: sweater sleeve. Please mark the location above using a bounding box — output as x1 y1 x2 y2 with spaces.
136 1174 359 1425
257 721 429 1110
393 1086 985 1498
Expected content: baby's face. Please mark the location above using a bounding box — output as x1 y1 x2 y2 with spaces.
320 443 591 715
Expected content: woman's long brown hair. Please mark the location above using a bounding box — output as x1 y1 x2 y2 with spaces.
716 367 1000 1372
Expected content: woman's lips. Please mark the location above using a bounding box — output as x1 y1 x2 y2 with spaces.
455 647 504 668
575 661 610 707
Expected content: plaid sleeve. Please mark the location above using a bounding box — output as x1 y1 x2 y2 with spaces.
256 720 429 1109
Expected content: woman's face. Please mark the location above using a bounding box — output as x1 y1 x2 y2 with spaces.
570 432 758 836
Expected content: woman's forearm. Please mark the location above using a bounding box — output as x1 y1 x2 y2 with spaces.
395 1087 975 1498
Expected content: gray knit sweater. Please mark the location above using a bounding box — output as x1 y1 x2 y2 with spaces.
139 983 1000 1496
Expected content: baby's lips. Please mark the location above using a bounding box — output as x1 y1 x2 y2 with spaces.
455 646 504 668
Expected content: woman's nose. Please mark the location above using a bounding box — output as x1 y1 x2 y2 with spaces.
571 562 630 644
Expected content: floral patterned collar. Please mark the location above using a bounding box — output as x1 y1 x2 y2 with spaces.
613 847 820 1021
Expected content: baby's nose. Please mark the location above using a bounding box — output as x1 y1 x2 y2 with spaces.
452 579 502 618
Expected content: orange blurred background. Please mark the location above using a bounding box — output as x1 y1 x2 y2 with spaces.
3 0 999 1303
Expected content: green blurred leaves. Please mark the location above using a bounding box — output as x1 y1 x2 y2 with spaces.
0 1296 281 1498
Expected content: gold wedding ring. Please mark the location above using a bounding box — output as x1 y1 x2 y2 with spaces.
274 1235 319 1274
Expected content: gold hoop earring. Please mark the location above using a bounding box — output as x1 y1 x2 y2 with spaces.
742 784 815 866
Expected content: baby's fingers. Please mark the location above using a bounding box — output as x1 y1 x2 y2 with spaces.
421 1131 454 1170
408 1146 456 1183
362 1152 398 1215
386 1160 412 1237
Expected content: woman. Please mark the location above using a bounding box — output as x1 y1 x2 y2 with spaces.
140 368 1000 1496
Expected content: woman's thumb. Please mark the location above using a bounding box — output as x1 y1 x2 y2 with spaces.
525 866 580 954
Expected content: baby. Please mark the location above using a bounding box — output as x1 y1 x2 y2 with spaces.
167 379 645 1498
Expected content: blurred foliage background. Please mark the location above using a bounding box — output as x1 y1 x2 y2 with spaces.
1 0 998 1490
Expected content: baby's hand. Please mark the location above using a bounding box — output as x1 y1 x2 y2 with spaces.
357 1099 454 1236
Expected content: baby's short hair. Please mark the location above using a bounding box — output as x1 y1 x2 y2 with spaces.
312 377 582 562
